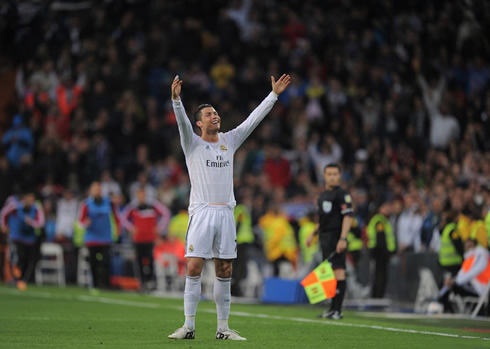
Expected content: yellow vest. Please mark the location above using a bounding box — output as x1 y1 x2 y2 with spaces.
470 220 487 248
485 211 490 246
367 214 396 252
347 217 363 252
168 211 189 244
439 223 463 267
298 218 318 263
261 215 297 263
234 205 254 244
457 214 471 241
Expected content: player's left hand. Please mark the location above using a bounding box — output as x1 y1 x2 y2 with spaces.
271 74 291 95
336 239 347 253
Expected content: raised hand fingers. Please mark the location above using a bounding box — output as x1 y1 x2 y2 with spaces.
279 74 291 83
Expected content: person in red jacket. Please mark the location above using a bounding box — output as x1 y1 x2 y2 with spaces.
121 187 171 289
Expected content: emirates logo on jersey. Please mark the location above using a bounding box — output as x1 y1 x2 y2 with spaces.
206 155 230 168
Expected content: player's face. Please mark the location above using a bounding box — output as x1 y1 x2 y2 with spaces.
198 107 220 133
136 189 145 203
324 167 340 188
90 182 102 198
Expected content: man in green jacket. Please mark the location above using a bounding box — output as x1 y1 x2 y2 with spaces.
367 201 396 298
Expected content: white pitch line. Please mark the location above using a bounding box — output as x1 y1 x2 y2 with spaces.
1 288 489 341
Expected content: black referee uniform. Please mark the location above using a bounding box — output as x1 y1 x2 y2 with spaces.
317 185 353 318
317 186 354 267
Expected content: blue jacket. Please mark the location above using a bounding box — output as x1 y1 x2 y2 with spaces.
1 200 45 245
78 197 119 245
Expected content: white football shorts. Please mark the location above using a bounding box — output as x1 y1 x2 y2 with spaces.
185 205 237 259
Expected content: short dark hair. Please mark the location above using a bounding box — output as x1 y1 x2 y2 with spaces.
193 104 214 124
324 163 341 172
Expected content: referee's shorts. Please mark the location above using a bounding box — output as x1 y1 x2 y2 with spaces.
319 234 346 270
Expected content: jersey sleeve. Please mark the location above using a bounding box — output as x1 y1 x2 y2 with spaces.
226 92 278 149
120 204 135 231
77 201 89 228
153 201 171 234
1 201 17 229
172 98 197 155
339 190 354 216
31 202 45 228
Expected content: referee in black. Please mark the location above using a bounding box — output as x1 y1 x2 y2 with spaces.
307 163 353 319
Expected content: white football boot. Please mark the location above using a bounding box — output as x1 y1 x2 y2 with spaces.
168 326 195 339
216 329 246 341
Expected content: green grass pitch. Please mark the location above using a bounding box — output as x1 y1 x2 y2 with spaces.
0 284 489 348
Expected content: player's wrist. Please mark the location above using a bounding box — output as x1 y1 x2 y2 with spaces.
339 237 347 241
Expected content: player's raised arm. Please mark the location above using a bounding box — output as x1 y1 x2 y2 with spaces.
230 74 291 149
171 75 196 154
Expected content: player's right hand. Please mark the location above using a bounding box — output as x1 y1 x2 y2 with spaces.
171 75 182 101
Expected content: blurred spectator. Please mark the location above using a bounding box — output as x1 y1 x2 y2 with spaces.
55 188 78 242
2 115 33 168
298 210 319 268
42 198 56 242
0 156 14 206
259 206 298 276
308 134 342 184
120 187 170 290
100 170 122 198
396 194 424 253
438 237 490 313
210 55 236 93
0 192 45 290
421 197 444 251
263 143 291 188
438 210 464 277
128 171 157 202
232 202 255 297
367 201 396 298
77 182 120 289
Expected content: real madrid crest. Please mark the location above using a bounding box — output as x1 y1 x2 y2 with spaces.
220 144 228 151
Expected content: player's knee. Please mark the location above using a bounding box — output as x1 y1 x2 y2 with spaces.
187 260 204 276
215 263 232 278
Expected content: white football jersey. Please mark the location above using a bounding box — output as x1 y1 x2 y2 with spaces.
173 92 278 214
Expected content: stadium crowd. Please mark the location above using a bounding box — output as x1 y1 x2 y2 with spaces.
0 0 489 299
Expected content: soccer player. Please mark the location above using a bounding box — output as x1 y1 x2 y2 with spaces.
1 191 45 290
121 187 171 290
307 163 353 319
78 181 120 290
168 73 290 340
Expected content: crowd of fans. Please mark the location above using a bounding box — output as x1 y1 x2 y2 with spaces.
0 0 489 294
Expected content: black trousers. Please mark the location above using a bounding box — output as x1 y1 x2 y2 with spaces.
371 250 390 298
88 245 111 289
231 243 248 297
0 243 6 281
134 243 154 284
13 242 37 283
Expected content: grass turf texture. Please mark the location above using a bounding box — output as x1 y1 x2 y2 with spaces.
0 285 489 348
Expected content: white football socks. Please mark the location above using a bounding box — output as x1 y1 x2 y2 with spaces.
184 275 201 330
214 277 231 331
